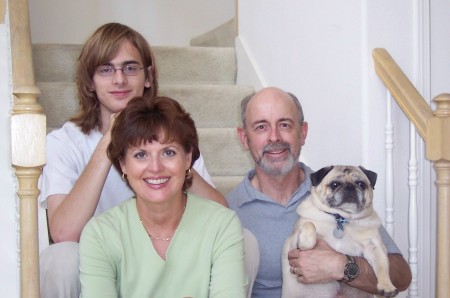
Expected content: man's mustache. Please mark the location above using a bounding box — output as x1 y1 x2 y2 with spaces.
262 142 291 155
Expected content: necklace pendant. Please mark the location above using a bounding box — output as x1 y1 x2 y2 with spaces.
333 227 344 239
150 235 171 241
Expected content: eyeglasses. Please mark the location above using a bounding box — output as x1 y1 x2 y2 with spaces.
96 63 144 77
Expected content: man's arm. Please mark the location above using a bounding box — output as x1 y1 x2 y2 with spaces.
346 253 411 293
288 240 411 294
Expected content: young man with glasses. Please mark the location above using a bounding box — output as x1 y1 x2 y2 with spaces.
39 22 226 298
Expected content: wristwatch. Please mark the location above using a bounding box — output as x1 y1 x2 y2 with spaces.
342 255 359 281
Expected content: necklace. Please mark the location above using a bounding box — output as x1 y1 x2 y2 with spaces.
139 196 187 242
141 226 175 241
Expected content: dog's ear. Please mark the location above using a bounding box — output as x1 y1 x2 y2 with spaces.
310 166 334 186
359 166 377 189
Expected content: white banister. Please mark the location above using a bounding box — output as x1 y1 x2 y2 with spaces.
408 125 419 298
385 90 394 236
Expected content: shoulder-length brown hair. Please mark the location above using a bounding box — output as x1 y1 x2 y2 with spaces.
107 96 200 191
71 23 159 134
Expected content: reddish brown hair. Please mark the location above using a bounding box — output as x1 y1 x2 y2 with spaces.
107 96 200 191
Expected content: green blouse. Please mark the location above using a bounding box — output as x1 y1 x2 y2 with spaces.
80 193 247 298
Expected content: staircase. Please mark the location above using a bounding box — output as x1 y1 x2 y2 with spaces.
32 44 254 195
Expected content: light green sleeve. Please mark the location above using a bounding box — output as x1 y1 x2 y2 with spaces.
79 219 118 298
209 211 247 298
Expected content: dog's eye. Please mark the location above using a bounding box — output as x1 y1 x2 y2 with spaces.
356 181 367 189
329 181 341 190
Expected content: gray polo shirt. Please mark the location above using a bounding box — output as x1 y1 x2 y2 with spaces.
226 162 400 298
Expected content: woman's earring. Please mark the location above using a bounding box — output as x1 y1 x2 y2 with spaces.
185 168 192 178
121 173 127 181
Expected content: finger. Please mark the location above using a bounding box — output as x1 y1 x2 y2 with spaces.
288 258 299 267
297 275 308 284
287 248 301 259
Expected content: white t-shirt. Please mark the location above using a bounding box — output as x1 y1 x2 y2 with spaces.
39 121 213 216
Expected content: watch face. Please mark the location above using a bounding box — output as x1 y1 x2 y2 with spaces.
348 263 359 278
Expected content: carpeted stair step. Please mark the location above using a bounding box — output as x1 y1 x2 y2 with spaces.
197 128 253 176
155 46 236 84
33 44 236 85
32 44 81 82
159 84 253 128
37 82 252 130
33 43 254 195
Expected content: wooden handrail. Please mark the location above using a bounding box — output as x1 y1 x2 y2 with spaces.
9 0 45 297
372 48 433 139
373 48 450 298
1 0 5 24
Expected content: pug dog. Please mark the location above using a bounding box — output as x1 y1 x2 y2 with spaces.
281 165 398 298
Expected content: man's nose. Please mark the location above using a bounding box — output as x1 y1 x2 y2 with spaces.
112 68 127 85
268 128 281 143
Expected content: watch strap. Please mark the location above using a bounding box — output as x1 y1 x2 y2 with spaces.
342 255 359 282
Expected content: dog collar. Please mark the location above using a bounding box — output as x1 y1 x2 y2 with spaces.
325 212 348 238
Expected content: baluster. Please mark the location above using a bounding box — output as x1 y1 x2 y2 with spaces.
385 90 394 235
408 126 419 297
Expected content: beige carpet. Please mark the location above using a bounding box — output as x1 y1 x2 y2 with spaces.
33 43 254 195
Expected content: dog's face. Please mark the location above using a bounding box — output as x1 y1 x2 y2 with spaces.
310 165 377 217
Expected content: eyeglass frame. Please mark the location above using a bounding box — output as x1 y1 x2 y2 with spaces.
95 62 146 77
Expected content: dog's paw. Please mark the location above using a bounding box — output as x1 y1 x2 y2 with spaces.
298 222 316 250
376 274 398 297
377 284 398 297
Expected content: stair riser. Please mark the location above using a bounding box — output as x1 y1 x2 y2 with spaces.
33 45 237 84
198 128 254 176
34 43 255 196
38 82 251 129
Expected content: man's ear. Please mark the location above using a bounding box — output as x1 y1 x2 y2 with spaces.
300 121 308 146
237 127 249 150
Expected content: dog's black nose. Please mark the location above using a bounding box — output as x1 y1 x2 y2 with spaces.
342 185 359 203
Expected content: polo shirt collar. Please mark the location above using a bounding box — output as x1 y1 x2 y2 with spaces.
236 162 313 207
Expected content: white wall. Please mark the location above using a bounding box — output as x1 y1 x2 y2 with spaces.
237 0 415 169
236 1 448 297
0 22 20 297
431 0 450 97
29 0 235 46
237 0 416 233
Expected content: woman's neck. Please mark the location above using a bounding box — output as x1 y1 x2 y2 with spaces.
138 193 187 233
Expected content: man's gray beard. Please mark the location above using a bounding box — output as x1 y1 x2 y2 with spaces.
256 142 299 176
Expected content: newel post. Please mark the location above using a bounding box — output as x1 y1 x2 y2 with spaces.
426 93 450 298
11 86 45 298
9 0 46 295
